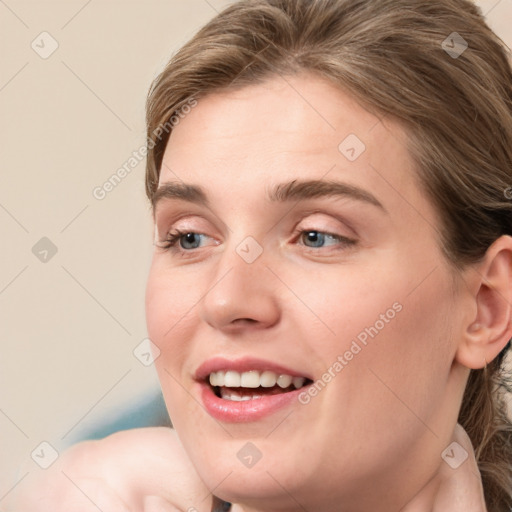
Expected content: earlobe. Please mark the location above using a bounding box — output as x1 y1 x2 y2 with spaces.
455 235 512 370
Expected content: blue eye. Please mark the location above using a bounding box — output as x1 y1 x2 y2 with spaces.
179 232 204 249
300 230 350 248
159 230 208 251
158 228 356 255
301 231 339 247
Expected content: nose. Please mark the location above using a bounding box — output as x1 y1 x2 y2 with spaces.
199 239 281 332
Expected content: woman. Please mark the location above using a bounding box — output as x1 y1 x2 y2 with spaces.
8 0 512 511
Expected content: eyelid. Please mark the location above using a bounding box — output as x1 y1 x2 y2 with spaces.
155 214 213 241
296 228 353 240
294 211 357 237
154 206 230 239
291 228 357 249
293 210 359 238
155 211 359 255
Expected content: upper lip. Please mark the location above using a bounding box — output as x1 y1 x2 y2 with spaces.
195 357 312 381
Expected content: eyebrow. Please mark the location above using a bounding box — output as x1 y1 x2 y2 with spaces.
152 179 386 213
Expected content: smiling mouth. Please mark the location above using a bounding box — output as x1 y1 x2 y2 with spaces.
208 370 312 401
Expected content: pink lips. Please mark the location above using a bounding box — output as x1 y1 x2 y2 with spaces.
195 357 311 423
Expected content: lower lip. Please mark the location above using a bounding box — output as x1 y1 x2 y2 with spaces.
198 382 305 422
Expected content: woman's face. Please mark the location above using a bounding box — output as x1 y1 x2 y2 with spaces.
145 74 468 511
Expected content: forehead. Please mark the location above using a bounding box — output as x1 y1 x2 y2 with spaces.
158 73 437 230
164 73 392 165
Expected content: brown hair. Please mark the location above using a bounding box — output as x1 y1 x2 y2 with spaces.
145 0 512 509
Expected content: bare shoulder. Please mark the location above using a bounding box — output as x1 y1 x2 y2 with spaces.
94 426 191 468
84 427 212 511
6 428 212 512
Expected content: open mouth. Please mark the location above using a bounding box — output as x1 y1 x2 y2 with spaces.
208 370 313 401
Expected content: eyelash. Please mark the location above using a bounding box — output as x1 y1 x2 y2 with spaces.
157 228 356 254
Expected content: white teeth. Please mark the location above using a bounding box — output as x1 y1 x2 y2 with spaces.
220 388 263 401
240 370 260 388
277 374 293 388
260 370 277 388
292 377 305 389
208 370 307 390
209 371 222 386
224 370 241 387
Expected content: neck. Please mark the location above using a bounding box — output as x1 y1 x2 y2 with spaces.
229 443 486 512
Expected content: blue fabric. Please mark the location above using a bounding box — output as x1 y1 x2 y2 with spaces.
70 390 172 443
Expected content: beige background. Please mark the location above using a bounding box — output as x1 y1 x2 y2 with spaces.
0 0 511 504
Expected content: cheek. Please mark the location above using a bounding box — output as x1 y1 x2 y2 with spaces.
277 262 406 361
370 270 455 384
145 260 198 348
320 266 456 439
145 260 199 399
145 260 211 421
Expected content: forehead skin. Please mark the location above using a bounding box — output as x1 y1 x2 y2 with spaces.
159 72 441 252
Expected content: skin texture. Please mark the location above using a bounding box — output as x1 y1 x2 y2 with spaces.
3 428 214 512
144 73 512 511
2 425 487 511
7 73 511 512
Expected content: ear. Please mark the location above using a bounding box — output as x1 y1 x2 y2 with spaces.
455 235 512 370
